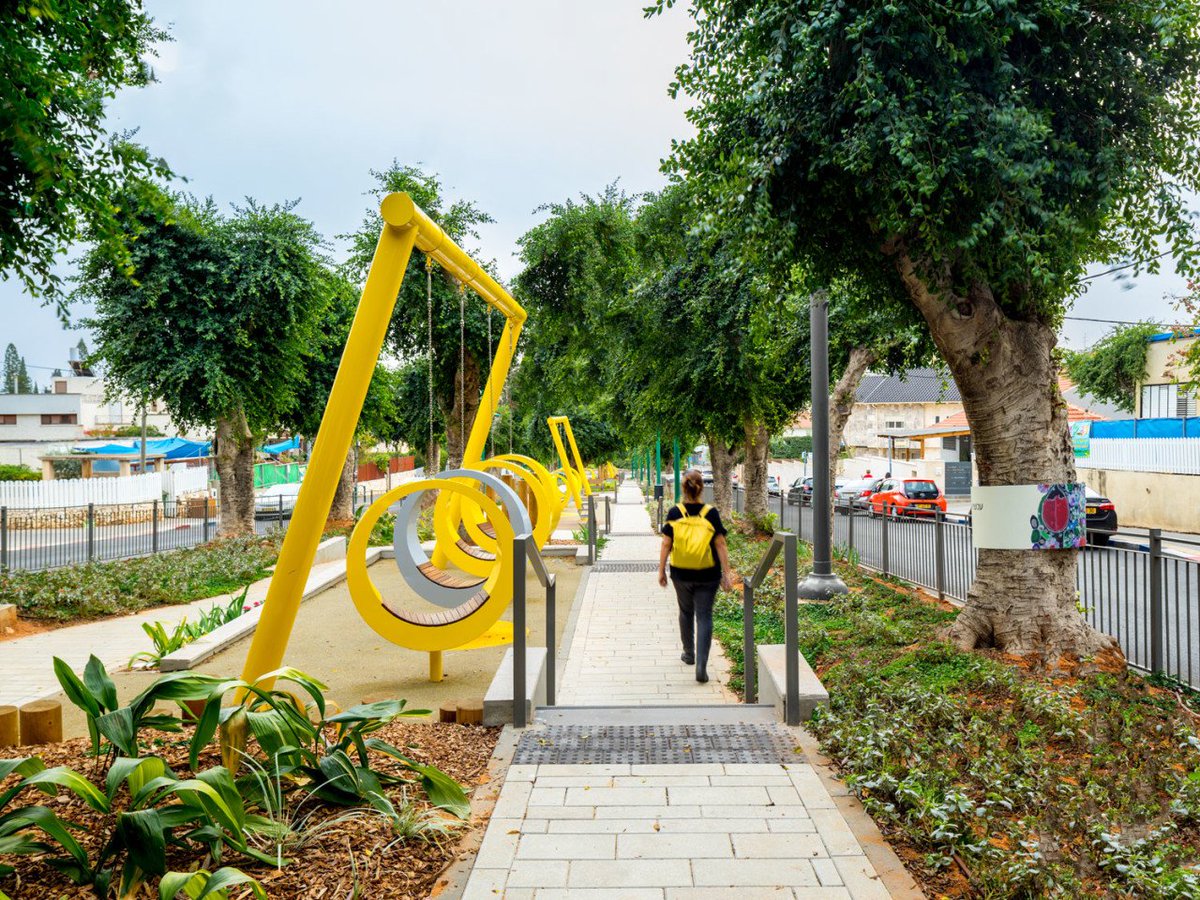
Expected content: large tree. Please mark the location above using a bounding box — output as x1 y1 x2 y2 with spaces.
1 2 171 312
78 189 333 535
658 0 1200 659
2 345 20 394
341 163 500 471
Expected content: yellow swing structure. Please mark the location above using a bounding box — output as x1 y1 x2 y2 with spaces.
240 192 571 687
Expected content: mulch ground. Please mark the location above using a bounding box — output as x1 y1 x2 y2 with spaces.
1 722 500 899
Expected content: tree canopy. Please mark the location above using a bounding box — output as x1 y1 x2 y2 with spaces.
1 2 172 312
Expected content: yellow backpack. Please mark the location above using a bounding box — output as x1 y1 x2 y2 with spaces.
669 503 716 569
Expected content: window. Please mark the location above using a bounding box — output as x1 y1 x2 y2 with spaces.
943 436 958 451
1141 383 1198 418
53 380 66 394
885 419 905 430
0 414 15 425
40 413 77 425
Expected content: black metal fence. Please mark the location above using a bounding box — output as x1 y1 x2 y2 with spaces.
719 483 1200 691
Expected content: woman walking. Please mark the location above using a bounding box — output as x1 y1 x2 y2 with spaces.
657 469 734 683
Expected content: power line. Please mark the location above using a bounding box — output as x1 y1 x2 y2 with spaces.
1062 315 1166 327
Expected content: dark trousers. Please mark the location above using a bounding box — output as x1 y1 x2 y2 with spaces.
671 578 718 674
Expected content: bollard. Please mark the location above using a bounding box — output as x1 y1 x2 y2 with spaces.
546 574 557 706
0 706 17 747
587 494 597 564
605 495 612 534
20 700 62 745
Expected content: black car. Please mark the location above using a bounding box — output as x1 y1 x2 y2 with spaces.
1085 486 1118 546
787 476 813 505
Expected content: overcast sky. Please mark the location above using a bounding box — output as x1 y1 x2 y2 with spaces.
4 0 1193 385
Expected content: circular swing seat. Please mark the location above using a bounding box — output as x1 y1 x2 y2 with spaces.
348 469 533 652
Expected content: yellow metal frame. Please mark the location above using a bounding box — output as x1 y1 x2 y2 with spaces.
240 193 526 687
547 415 590 512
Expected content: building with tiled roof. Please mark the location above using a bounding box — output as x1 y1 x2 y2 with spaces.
842 367 964 458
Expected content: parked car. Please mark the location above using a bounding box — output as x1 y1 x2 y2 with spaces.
255 482 301 519
1085 486 1118 546
700 468 714 484
787 476 812 505
869 478 947 518
766 475 782 496
834 478 880 512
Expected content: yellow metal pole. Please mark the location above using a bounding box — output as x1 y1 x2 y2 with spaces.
239 197 419 687
429 651 443 683
547 418 583 511
561 417 591 497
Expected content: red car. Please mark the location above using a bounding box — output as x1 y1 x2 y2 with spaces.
870 478 947 518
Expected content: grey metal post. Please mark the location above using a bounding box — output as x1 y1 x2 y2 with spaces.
784 533 800 725
657 492 664 533
743 582 757 704
152 500 159 554
546 573 557 706
1150 528 1164 674
86 502 95 562
935 511 946 601
799 290 847 600
847 503 855 556
202 502 211 543
278 495 284 523
779 487 785 527
0 507 7 570
587 494 597 565
605 495 612 534
513 534 528 728
881 504 889 576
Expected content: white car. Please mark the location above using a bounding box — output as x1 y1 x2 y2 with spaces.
255 482 301 518
766 475 783 496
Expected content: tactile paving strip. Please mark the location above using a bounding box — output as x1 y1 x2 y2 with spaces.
513 724 801 765
591 561 660 573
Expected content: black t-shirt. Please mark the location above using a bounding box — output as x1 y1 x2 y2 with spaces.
662 502 727 583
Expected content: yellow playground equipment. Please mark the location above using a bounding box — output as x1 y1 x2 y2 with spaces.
240 192 592 687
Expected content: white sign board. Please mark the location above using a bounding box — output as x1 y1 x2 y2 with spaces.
971 483 1087 550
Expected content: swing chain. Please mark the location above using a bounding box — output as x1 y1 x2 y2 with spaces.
458 282 466 466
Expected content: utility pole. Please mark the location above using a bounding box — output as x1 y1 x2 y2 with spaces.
799 290 848 600
673 438 681 502
139 406 148 473
655 435 662 490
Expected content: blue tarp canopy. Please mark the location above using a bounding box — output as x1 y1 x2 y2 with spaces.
1090 418 1198 438
261 436 301 454
75 438 211 459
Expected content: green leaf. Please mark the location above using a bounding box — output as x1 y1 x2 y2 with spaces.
107 756 170 804
96 706 139 757
0 757 48 807
21 766 109 813
368 738 469 818
83 654 119 711
53 657 100 718
116 808 167 876
0 805 92 881
189 697 222 770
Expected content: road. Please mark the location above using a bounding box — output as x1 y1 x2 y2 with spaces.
697 488 1200 691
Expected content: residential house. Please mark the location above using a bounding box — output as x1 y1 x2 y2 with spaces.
842 368 963 459
1136 328 1199 418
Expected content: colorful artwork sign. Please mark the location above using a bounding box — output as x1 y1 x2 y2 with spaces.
970 483 1088 550
1070 421 1092 458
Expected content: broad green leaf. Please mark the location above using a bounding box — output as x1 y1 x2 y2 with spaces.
116 808 167 876
21 766 109 813
52 657 100 718
107 756 170 804
197 865 268 899
0 757 49 807
96 706 139 757
0 805 92 879
189 697 222 770
83 654 119 711
368 738 469 818
160 866 269 899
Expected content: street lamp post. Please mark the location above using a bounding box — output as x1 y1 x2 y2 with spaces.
799 290 848 601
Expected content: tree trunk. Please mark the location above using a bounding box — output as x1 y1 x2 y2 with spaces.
708 433 736 518
442 354 482 470
215 409 256 538
896 251 1119 661
826 345 877 546
742 421 771 522
328 445 356 524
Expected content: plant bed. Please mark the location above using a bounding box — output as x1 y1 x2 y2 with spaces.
712 526 1200 898
0 659 498 899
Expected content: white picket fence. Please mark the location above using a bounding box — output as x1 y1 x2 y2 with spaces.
0 468 210 509
1077 438 1200 475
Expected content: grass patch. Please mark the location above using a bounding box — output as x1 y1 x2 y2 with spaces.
1 535 283 622
712 527 1200 898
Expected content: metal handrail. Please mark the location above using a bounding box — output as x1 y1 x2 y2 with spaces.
741 530 800 725
512 533 558 728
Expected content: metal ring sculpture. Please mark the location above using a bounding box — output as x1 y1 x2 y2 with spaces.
347 469 531 652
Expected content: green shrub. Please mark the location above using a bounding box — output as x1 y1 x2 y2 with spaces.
769 435 812 459
1 536 280 622
0 463 40 481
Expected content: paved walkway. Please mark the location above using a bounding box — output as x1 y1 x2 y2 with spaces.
462 480 906 899
0 559 346 707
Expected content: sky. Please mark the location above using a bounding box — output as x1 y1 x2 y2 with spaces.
3 0 1194 384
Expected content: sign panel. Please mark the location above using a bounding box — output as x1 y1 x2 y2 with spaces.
1070 421 1092 458
944 461 972 497
971 483 1087 550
